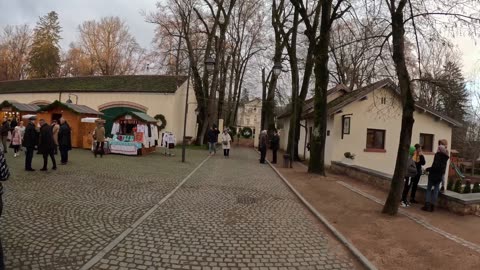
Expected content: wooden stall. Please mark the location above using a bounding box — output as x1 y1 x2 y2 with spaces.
0 100 40 121
37 101 103 148
109 111 159 156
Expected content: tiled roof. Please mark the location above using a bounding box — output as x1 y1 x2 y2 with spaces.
39 100 102 115
0 75 188 94
0 100 40 113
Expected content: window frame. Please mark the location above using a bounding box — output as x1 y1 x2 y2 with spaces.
365 128 386 152
420 133 434 153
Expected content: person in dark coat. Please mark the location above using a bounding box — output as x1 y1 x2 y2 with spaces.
409 143 426 203
0 119 10 154
270 130 280 164
38 119 56 171
207 126 219 155
0 149 11 269
58 118 72 165
23 116 38 171
259 130 268 164
422 143 450 212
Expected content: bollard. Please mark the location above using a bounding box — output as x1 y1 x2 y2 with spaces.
283 154 290 168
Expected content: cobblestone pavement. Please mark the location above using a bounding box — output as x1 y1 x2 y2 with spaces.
1 147 356 270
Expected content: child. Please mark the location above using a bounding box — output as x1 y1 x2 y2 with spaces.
11 126 22 157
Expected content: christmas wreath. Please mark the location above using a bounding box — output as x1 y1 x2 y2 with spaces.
154 114 167 131
240 127 253 138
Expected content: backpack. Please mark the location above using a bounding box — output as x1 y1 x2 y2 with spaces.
406 158 417 178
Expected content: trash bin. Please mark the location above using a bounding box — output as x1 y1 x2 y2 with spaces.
283 154 290 168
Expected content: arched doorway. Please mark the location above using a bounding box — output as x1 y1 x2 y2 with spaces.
99 102 147 135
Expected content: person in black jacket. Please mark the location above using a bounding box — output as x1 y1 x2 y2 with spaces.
0 149 10 270
410 143 426 203
23 116 38 171
422 144 450 212
58 118 72 165
259 130 268 164
38 119 56 171
0 119 10 154
270 130 280 164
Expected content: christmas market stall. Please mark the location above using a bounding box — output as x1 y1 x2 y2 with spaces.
0 100 40 122
109 111 159 156
36 100 103 148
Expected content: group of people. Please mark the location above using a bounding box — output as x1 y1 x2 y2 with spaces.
401 139 450 212
22 116 72 171
207 126 232 158
259 130 280 164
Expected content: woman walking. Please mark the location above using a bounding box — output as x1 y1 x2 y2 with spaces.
58 118 72 165
11 126 22 157
93 121 106 158
422 142 449 212
221 129 232 158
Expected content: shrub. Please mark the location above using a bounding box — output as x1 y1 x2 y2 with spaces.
463 180 472 193
453 180 463 193
344 152 355 160
472 182 480 193
447 179 454 191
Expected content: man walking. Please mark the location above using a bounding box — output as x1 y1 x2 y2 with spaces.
259 130 268 164
23 116 38 171
51 120 60 155
207 126 218 155
58 118 72 165
0 119 10 153
38 119 56 171
271 130 280 164
0 149 11 270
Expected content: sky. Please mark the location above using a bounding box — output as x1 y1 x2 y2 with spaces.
0 0 479 94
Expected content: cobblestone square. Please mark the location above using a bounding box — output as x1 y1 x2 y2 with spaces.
1 148 356 269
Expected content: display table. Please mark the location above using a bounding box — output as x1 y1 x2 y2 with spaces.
109 140 142 155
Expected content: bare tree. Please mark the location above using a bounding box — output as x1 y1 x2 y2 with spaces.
0 25 31 80
78 17 145 75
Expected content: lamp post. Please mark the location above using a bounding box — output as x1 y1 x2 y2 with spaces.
66 94 78 104
181 65 192 163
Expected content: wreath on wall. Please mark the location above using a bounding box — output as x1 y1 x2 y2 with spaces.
154 114 167 131
241 127 253 138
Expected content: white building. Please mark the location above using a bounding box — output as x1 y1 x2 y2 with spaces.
237 98 262 147
277 79 460 177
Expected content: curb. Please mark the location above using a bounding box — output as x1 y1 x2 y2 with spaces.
265 158 378 270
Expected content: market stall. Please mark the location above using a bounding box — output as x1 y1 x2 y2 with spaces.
109 111 159 156
37 101 103 148
0 100 40 122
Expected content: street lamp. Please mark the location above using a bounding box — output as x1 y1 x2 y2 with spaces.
273 61 282 76
182 65 192 163
205 56 215 72
66 94 78 104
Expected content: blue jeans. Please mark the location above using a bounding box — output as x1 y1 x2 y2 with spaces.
208 142 216 154
425 178 441 205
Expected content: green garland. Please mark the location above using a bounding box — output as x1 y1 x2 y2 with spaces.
154 114 167 131
241 127 253 138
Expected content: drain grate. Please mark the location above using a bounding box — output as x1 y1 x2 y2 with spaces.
237 195 258 205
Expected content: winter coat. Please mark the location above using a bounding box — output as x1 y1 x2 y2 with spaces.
0 151 11 199
11 127 22 146
271 134 280 151
259 133 268 149
207 129 218 143
10 119 17 131
22 122 38 148
58 123 72 150
427 151 450 184
52 124 60 145
93 126 106 142
221 133 232 150
406 157 418 178
414 152 426 174
0 121 10 136
38 123 55 154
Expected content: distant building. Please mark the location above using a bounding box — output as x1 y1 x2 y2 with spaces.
237 98 262 147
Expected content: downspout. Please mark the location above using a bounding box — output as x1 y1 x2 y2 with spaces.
299 120 307 161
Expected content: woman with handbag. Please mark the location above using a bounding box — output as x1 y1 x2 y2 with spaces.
221 129 232 158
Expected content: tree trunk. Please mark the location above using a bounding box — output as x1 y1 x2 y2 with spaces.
382 2 415 215
308 0 332 175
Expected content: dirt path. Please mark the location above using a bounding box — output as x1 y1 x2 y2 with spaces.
269 153 480 270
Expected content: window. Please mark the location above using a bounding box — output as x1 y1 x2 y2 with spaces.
420 133 434 152
366 129 386 150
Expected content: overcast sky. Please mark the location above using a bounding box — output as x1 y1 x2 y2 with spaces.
0 0 479 92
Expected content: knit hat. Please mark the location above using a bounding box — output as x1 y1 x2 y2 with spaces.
409 146 416 156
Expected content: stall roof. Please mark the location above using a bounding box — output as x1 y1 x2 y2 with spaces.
129 111 157 123
39 100 103 115
0 100 40 113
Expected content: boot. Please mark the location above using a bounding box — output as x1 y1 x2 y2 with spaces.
421 203 431 212
430 204 435 212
